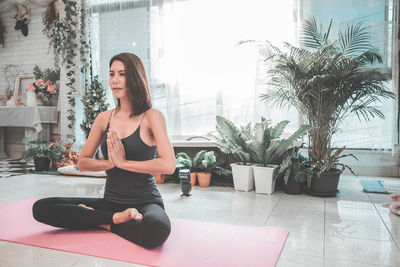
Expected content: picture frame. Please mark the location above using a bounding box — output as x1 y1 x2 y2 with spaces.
14 75 34 106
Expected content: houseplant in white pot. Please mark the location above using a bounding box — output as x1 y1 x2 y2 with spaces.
215 116 254 191
246 118 311 194
215 116 310 193
259 17 395 196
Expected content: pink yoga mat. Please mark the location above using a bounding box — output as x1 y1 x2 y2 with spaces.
0 199 288 267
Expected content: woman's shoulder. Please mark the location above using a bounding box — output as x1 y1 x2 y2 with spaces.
94 109 114 129
97 109 114 121
145 108 165 121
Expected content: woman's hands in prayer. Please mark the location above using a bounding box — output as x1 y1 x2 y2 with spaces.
107 129 126 168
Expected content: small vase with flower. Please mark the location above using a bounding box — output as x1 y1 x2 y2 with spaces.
27 78 57 106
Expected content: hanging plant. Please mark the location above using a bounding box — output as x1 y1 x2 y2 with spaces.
42 0 92 140
63 0 80 139
0 16 5 47
42 0 59 31
45 20 68 65
79 0 92 92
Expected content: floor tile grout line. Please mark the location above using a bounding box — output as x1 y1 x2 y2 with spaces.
263 194 283 226
323 197 326 267
368 193 400 250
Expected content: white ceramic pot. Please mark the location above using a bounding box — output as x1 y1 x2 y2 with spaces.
230 163 254 192
253 164 278 194
27 91 37 106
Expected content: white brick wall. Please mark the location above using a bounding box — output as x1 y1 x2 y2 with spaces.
0 1 73 157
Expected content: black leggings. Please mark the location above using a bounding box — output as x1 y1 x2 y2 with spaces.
32 197 171 249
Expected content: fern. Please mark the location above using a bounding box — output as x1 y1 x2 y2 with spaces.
32 65 44 80
216 115 311 166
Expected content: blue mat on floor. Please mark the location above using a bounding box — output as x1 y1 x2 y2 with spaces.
360 179 388 193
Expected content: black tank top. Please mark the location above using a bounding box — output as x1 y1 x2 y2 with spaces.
100 109 163 205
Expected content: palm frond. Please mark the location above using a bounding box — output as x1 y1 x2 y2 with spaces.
301 16 328 49
339 23 372 56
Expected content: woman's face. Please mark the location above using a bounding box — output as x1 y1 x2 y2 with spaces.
109 60 128 99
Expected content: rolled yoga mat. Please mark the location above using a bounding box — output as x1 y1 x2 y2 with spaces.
0 199 289 267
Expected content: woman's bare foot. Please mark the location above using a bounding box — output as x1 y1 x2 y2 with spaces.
79 204 112 231
79 204 94 210
390 194 400 202
390 202 400 216
113 208 143 224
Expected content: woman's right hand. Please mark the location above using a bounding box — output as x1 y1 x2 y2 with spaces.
106 137 116 170
106 159 115 170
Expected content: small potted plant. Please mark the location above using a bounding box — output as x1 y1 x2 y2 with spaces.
278 148 308 195
21 138 54 171
175 152 195 185
48 140 78 169
192 150 231 187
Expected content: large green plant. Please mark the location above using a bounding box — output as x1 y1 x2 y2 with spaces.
215 116 311 166
259 17 395 172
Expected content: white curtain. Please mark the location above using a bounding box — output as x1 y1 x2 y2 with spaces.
88 0 299 140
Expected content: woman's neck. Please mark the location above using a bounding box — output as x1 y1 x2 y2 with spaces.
117 97 134 115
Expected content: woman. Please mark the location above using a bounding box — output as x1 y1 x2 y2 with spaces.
32 53 176 249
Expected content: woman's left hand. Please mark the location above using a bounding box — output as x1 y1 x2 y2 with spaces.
107 130 126 168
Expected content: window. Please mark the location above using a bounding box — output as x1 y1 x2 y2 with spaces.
88 0 396 150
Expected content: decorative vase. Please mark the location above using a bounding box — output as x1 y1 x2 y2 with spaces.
26 91 37 106
230 163 254 191
197 172 212 187
190 172 197 186
306 168 341 197
34 157 50 172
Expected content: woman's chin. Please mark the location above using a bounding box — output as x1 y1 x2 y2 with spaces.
112 92 125 99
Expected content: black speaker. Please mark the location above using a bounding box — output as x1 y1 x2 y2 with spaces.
179 168 191 197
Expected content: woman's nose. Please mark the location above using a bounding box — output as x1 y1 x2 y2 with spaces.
112 75 120 84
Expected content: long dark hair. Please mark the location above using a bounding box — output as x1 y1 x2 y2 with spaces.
109 53 152 116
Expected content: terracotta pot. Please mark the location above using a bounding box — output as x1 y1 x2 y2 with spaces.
197 172 212 187
190 172 197 186
154 174 166 184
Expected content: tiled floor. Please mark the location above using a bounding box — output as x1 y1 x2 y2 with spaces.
0 158 33 179
0 173 400 266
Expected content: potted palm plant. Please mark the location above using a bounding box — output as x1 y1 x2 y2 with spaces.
192 150 231 187
259 17 395 196
175 152 195 186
